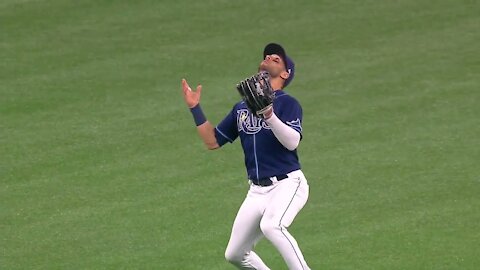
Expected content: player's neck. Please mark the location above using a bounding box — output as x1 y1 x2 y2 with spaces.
270 80 284 91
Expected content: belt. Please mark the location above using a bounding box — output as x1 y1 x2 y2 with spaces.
250 174 288 187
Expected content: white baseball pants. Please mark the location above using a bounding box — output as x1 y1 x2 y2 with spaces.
224 170 311 270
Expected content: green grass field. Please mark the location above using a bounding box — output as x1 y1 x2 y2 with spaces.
1 0 479 269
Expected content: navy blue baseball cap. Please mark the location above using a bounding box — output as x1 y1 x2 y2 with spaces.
263 43 295 87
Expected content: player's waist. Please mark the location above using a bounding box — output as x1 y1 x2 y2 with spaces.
249 169 303 187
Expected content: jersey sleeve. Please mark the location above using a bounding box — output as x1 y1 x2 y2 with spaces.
214 105 239 146
276 97 303 137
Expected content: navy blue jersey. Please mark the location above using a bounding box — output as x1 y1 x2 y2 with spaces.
214 90 303 181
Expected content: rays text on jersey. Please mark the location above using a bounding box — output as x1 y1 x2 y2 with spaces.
237 109 272 134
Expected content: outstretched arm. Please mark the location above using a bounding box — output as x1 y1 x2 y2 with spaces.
181 79 219 150
195 121 219 150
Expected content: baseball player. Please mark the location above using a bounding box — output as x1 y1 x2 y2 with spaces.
181 43 311 270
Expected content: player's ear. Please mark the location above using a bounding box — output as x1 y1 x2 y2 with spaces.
280 70 290 81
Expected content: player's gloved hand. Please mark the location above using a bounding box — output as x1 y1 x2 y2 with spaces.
236 71 274 119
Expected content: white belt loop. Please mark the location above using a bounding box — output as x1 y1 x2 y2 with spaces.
270 176 278 184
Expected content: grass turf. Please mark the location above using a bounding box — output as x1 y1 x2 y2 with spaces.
1 0 479 269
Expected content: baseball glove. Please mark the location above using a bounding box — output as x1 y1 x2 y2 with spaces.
236 71 274 118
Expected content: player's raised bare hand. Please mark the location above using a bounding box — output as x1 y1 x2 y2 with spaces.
182 79 202 108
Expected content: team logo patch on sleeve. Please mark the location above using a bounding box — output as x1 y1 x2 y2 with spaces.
286 118 302 133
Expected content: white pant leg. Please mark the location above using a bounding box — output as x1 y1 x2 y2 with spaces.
225 188 271 270
260 171 311 270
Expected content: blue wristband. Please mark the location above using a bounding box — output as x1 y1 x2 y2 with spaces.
190 104 207 126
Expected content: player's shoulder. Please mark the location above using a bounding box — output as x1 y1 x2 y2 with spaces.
233 100 246 109
229 100 248 114
274 90 301 106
